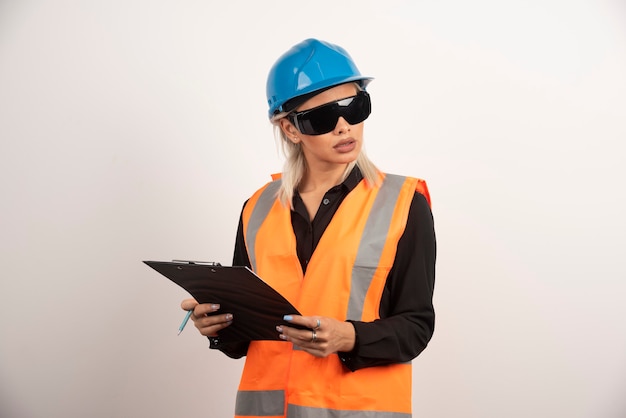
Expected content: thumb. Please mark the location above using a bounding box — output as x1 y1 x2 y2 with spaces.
180 298 198 311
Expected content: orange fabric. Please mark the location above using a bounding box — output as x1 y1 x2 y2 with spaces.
237 174 429 417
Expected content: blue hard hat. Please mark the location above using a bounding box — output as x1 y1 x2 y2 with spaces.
266 38 373 119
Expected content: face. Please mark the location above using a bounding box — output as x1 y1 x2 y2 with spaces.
280 83 366 171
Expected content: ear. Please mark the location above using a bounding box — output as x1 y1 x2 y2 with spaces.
279 118 301 143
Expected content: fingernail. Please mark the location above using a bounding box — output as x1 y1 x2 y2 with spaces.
276 325 283 333
283 315 293 321
225 313 233 321
211 304 220 310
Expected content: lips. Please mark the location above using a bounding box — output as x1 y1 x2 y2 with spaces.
334 138 356 153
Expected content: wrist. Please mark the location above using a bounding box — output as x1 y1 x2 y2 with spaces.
340 321 357 352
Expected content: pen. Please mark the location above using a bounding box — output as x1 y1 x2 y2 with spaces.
178 309 193 335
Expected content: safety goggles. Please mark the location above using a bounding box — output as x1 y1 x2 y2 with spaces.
287 90 371 136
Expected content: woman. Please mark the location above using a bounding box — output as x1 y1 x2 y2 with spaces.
181 38 436 418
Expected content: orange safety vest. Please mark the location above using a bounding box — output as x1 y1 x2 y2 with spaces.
236 173 430 418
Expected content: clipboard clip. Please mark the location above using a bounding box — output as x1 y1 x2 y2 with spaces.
172 259 222 266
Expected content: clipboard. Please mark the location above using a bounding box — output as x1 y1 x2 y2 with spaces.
144 260 302 342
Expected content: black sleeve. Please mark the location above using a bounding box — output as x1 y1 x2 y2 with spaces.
338 192 436 371
232 201 252 268
208 202 251 358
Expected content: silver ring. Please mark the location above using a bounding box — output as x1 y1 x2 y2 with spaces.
311 330 317 342
315 319 321 330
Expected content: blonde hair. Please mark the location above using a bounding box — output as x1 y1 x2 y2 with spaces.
270 108 381 207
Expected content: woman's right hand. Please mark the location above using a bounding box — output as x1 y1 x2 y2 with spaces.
180 298 233 337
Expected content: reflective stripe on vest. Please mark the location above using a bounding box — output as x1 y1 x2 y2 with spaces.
236 390 285 417
246 180 282 273
288 405 410 418
348 174 405 321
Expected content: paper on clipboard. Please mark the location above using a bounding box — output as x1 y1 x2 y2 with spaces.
144 260 301 343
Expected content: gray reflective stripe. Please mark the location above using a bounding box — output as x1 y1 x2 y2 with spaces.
347 174 407 321
236 390 285 416
246 180 282 272
288 404 411 418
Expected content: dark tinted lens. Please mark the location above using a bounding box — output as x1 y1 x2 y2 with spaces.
342 92 371 125
301 104 340 135
292 91 371 136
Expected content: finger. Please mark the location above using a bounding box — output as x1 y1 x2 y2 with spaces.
192 303 221 317
280 325 321 344
197 313 233 337
282 314 307 327
180 298 198 311
197 312 232 326
283 314 321 330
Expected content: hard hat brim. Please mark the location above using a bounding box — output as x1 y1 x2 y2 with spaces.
272 76 373 117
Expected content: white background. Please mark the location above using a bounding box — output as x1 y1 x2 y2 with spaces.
1 1 625 417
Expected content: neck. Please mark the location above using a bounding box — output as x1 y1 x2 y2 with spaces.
299 164 349 193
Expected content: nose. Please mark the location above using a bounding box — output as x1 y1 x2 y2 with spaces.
334 116 351 135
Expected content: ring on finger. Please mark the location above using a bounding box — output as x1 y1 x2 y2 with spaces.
314 319 321 330
311 330 317 342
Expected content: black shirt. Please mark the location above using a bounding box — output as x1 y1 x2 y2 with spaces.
219 167 436 371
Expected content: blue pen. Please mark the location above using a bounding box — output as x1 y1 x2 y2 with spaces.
178 310 193 335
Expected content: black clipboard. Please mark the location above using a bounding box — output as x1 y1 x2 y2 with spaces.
144 260 302 342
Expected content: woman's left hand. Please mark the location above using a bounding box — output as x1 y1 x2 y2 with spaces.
276 315 356 357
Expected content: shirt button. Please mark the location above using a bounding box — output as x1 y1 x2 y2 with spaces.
322 198 330 205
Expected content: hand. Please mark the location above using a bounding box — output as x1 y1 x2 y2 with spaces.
276 315 355 358
180 298 233 337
